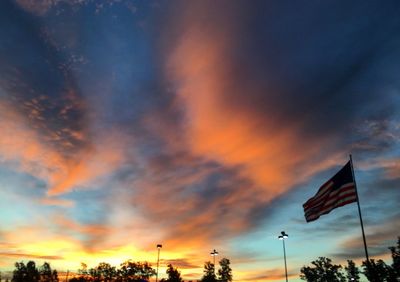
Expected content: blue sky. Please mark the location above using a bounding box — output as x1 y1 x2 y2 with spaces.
0 1 399 281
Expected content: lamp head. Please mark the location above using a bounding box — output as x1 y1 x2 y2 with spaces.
157 244 162 249
210 249 219 256
278 231 288 240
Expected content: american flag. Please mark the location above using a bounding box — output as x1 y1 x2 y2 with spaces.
303 161 357 222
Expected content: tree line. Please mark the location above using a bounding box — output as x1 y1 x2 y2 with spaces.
300 236 400 281
0 261 58 282
1 257 232 282
1 236 398 282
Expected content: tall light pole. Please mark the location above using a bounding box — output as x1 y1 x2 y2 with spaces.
278 231 289 282
210 249 219 275
156 244 162 282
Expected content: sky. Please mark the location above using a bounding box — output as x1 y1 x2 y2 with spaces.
0 0 399 281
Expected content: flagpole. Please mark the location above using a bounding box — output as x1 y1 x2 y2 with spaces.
349 154 370 263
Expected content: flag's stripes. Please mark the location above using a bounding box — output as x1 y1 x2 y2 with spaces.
304 183 355 215
304 184 356 221
305 189 356 217
303 181 334 209
303 161 357 222
306 195 356 221
304 185 357 220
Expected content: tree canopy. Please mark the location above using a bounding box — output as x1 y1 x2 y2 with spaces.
201 261 216 282
300 257 345 282
300 236 400 282
160 264 183 282
218 258 232 282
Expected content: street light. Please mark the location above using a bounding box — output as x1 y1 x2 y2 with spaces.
278 231 289 282
210 249 219 274
156 244 162 282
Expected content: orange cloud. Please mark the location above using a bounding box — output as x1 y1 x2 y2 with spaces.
167 7 344 205
0 100 126 196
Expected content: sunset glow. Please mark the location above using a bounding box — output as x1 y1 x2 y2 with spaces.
1 1 399 281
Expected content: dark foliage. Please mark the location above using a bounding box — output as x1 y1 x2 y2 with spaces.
160 264 183 282
388 237 400 278
217 258 232 282
300 257 345 282
301 235 400 282
201 261 216 282
344 260 360 282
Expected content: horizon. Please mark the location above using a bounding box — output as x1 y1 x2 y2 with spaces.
0 1 399 282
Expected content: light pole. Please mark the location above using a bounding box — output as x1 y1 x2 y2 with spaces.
278 231 289 282
210 249 219 275
156 244 162 282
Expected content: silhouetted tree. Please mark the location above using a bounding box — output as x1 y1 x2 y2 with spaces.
88 262 116 282
73 262 91 282
217 258 232 282
78 263 89 276
27 261 40 282
133 262 156 281
163 264 183 282
12 261 40 282
362 259 397 282
89 266 101 281
39 262 54 282
201 262 216 282
99 263 116 282
12 262 26 282
300 257 345 282
388 236 400 278
116 261 136 282
74 262 90 281
344 260 360 282
117 260 156 282
52 270 58 282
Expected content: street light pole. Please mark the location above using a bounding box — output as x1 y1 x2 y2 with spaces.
210 249 219 275
156 244 162 282
278 231 289 282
